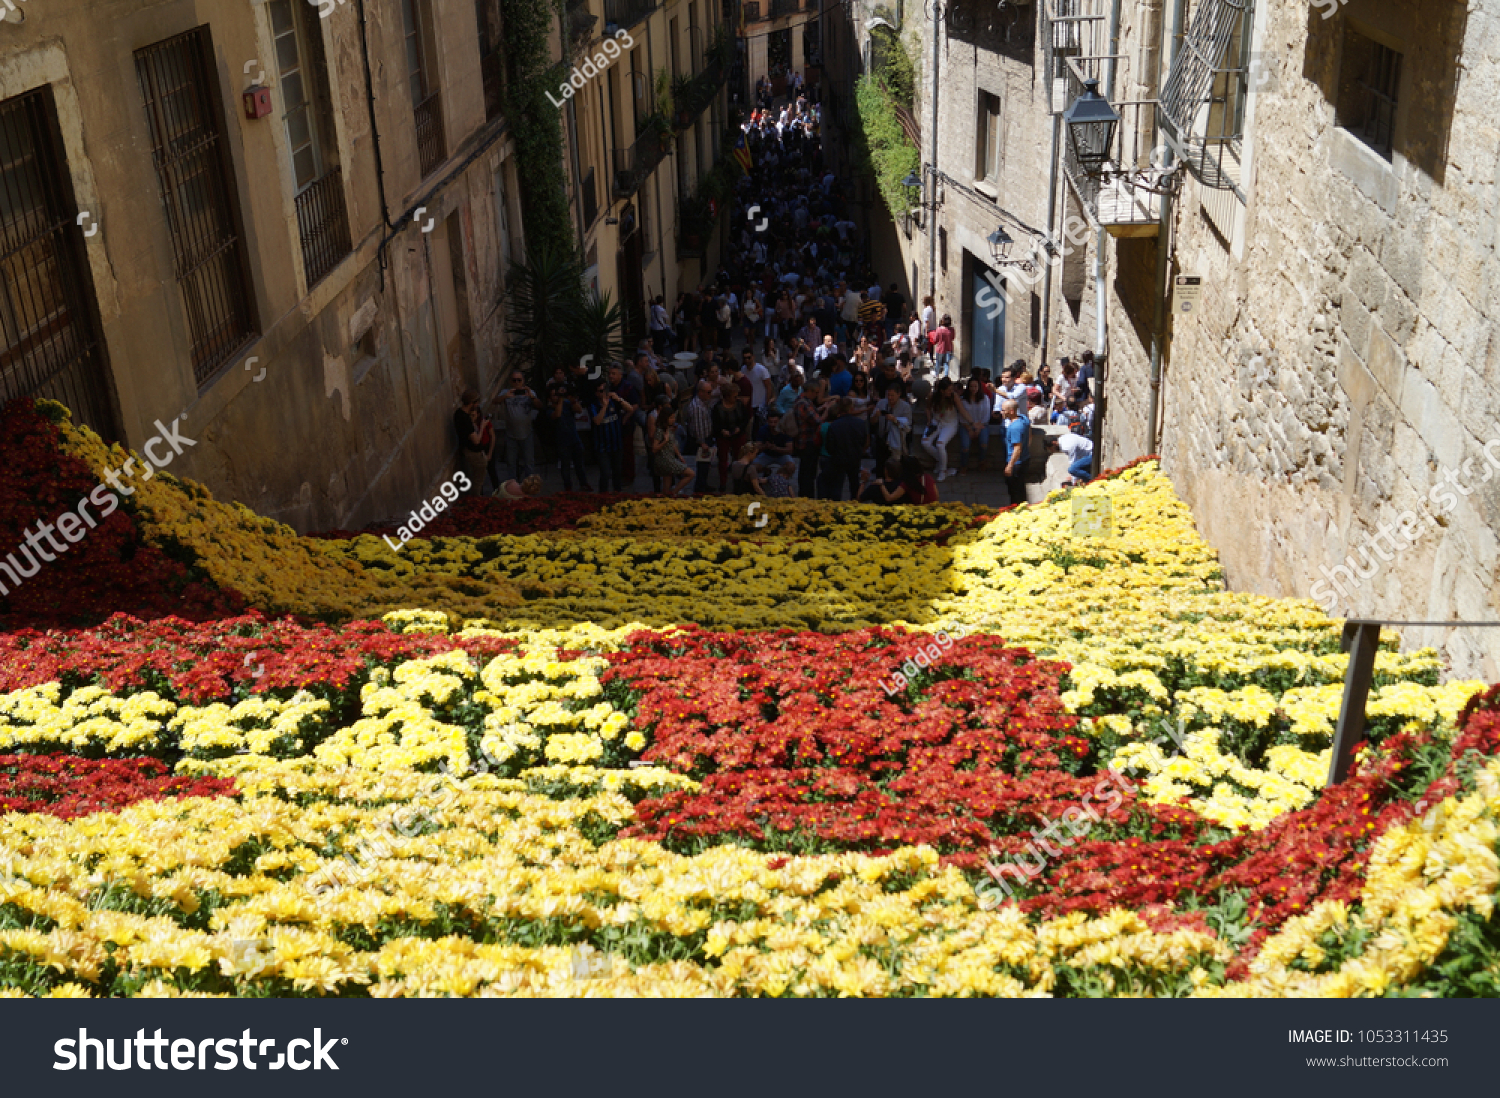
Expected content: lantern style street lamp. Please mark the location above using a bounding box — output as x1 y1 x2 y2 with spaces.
1064 78 1120 178
986 225 1015 263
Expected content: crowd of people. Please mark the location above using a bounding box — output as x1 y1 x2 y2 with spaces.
457 83 1102 506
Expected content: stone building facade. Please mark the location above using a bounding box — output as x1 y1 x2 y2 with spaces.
0 0 523 532
563 0 734 329
1088 0 1499 678
838 0 1100 378
832 0 1497 676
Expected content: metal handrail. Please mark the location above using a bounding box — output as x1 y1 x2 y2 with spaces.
1328 619 1500 787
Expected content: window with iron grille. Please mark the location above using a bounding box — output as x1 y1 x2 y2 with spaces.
1336 26 1401 162
0 87 118 439
403 0 446 176
270 0 351 287
1157 0 1252 192
136 27 257 385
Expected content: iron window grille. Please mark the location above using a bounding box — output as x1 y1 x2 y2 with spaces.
1157 0 1253 195
1340 35 1401 161
270 0 351 286
403 0 446 176
136 27 257 384
0 87 119 439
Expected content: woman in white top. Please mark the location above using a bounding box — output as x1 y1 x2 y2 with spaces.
847 370 874 415
872 379 912 468
920 378 978 481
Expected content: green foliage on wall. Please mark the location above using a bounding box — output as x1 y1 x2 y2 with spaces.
853 72 921 221
501 0 574 261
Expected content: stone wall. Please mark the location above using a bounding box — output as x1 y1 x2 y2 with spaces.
1099 0 1500 679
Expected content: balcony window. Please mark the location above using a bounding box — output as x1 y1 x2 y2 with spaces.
269 0 350 285
402 0 445 176
1158 0 1254 193
975 91 1000 184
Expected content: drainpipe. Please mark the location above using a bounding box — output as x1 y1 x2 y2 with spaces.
1145 0 1186 456
357 0 394 289
1091 0 1122 475
926 0 939 310
1038 111 1059 369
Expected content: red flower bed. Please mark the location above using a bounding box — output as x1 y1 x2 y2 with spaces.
311 492 634 540
0 398 244 630
0 754 235 818
0 612 516 706
612 627 1146 852
608 627 1500 951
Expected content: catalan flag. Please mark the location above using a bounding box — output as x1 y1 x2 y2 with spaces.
733 143 753 174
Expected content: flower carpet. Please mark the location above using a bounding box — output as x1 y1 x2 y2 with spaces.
0 398 1496 997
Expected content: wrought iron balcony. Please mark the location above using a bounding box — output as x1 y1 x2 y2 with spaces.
673 34 732 128
613 124 669 199
603 0 657 32
1059 83 1164 235
414 92 445 177
295 166 352 286
768 0 799 18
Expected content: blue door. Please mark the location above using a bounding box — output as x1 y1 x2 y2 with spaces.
970 264 1006 379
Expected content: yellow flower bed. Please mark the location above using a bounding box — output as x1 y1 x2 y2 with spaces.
14 415 1495 997
54 409 522 622
3 755 1496 998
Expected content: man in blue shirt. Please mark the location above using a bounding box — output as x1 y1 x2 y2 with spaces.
827 356 853 396
1001 398 1030 508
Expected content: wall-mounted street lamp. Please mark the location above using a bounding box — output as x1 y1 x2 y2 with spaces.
986 225 1015 263
901 170 923 230
987 224 1046 272
1063 78 1120 180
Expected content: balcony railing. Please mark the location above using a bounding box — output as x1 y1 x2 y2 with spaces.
613 124 669 199
295 166 353 286
768 0 799 18
603 0 656 31
1059 81 1164 234
414 92 445 177
744 1 761 20
674 35 732 127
